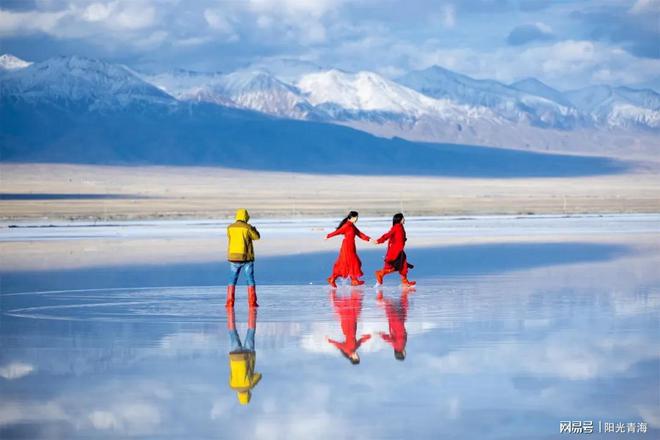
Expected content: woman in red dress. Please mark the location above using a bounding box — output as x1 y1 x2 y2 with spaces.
327 289 371 364
376 289 409 361
375 213 416 287
325 211 374 287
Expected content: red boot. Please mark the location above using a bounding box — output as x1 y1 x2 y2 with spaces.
248 307 257 329
327 276 337 288
227 306 236 331
225 285 236 308
401 276 416 288
248 285 259 308
351 278 365 286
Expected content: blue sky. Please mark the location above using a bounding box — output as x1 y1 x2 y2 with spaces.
0 0 658 90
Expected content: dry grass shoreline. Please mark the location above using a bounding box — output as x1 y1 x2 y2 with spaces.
2 163 660 221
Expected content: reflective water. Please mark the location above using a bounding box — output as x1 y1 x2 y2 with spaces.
1 217 659 439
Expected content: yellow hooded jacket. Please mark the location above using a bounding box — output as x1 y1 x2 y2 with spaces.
229 351 262 405
227 209 260 262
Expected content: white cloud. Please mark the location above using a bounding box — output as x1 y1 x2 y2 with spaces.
248 0 341 19
0 361 35 380
246 0 346 44
111 3 155 30
629 0 660 15
0 402 67 426
535 21 553 34
88 403 161 435
0 9 67 36
442 4 456 28
421 331 658 381
81 3 112 22
134 30 168 50
204 8 236 36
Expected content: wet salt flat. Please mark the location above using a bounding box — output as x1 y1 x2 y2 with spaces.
1 215 659 439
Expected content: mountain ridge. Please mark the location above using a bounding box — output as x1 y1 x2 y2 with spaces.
1 54 658 155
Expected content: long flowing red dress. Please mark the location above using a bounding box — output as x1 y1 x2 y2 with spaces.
379 292 409 353
376 223 409 276
326 222 371 280
327 290 371 357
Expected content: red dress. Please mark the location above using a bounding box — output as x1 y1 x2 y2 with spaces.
326 222 371 279
328 290 371 356
376 223 409 276
379 293 409 353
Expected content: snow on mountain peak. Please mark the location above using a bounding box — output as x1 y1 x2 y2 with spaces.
297 69 493 121
510 77 571 107
0 54 32 71
0 55 174 107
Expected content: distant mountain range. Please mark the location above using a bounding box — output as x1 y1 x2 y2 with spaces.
2 54 658 154
0 54 629 177
136 58 659 152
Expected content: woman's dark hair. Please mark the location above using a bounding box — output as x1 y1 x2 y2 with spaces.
337 211 359 230
340 350 360 365
393 213 404 225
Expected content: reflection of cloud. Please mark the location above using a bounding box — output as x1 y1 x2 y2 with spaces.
300 320 437 353
89 410 120 430
612 293 660 317
637 404 660 428
0 361 35 380
210 399 232 420
87 403 161 435
251 383 352 440
422 332 658 380
254 411 346 440
159 332 218 352
0 402 66 426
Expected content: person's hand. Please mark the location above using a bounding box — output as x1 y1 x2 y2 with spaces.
370 239 378 245
324 236 329 241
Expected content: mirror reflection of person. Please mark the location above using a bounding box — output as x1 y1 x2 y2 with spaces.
227 307 262 405
376 289 409 361
327 289 371 365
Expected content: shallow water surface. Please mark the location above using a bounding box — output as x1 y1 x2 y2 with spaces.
1 217 659 439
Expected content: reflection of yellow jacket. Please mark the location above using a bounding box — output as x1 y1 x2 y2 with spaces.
227 209 260 262
229 351 262 405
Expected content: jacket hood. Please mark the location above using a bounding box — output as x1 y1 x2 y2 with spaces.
235 208 250 222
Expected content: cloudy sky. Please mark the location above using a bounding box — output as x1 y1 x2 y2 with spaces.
0 0 658 90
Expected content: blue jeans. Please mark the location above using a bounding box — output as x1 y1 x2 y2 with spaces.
229 328 256 352
228 261 255 286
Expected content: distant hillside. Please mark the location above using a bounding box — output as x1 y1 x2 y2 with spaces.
0 55 628 177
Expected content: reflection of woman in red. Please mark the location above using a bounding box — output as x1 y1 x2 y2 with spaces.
325 211 374 287
377 290 409 361
375 213 415 287
327 289 371 364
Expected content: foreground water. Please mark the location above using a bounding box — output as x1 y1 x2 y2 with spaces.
1 216 659 439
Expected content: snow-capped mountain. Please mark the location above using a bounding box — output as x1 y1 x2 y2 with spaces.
297 69 500 123
566 85 660 129
0 54 32 71
142 68 320 118
1 54 657 156
510 78 572 107
398 65 583 129
0 55 173 109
